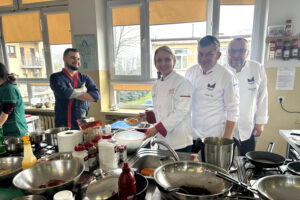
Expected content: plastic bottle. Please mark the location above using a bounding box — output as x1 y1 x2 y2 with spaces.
118 162 136 200
22 135 37 170
98 134 118 171
84 141 97 170
72 144 89 171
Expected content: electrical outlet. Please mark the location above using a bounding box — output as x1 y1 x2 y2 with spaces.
277 96 284 103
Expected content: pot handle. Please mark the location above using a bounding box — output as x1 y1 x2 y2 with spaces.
266 142 275 152
215 171 258 195
290 149 300 160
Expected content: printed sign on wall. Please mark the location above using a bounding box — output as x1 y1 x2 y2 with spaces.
74 34 98 72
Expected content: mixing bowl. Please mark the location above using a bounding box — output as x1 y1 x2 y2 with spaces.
4 137 23 154
0 156 23 181
13 159 84 196
113 130 146 153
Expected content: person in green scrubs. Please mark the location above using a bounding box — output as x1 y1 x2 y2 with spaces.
0 63 27 137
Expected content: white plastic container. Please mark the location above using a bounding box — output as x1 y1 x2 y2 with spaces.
72 144 89 171
53 190 74 200
98 134 118 171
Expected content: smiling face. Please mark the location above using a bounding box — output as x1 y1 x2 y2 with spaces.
197 44 221 73
64 51 81 71
227 39 249 70
154 49 176 78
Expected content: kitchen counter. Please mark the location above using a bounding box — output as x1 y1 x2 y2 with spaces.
279 130 300 158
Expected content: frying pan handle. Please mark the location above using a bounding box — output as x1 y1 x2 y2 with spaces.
266 142 275 152
290 149 300 160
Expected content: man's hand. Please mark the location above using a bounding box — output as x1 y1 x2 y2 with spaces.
69 82 88 99
252 124 264 137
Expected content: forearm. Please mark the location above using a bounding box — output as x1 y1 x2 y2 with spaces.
223 120 237 138
76 93 95 102
0 113 8 126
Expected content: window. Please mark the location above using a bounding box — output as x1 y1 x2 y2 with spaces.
0 1 71 104
8 45 16 58
174 49 188 70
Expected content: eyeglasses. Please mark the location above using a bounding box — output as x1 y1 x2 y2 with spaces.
228 49 248 54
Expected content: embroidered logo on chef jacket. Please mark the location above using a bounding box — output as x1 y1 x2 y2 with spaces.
207 83 216 91
248 76 255 85
168 88 175 94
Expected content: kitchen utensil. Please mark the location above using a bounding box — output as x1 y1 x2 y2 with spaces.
13 159 84 197
123 117 141 126
135 123 153 133
45 127 70 147
0 156 23 182
4 137 23 154
113 130 146 153
287 161 300 175
153 161 232 200
201 137 234 171
86 169 148 200
256 175 300 200
13 195 47 200
47 152 73 161
27 131 45 146
245 142 285 168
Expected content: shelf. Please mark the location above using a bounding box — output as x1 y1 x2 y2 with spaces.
266 35 300 43
265 59 300 68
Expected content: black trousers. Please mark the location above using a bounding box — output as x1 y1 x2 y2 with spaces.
234 134 256 156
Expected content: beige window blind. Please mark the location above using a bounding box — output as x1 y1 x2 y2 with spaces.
221 0 255 5
2 12 42 43
47 13 71 44
0 0 13 7
22 0 55 4
113 0 207 26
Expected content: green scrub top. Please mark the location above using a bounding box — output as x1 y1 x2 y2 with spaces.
0 82 27 137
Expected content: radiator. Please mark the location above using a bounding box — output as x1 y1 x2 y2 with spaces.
40 115 55 130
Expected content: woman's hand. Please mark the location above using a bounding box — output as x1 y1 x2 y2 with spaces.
145 126 158 139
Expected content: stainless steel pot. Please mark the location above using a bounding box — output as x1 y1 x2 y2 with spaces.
28 131 45 146
154 161 232 200
4 137 23 154
45 127 70 147
0 156 23 182
202 137 234 171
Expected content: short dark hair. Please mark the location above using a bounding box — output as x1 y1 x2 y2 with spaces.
231 37 248 44
198 35 220 52
63 48 79 57
0 62 17 84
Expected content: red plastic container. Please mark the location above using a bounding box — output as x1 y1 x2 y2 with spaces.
118 162 136 200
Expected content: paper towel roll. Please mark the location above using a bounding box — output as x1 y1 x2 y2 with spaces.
57 130 83 152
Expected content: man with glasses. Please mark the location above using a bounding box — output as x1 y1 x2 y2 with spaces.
185 36 239 154
226 38 268 156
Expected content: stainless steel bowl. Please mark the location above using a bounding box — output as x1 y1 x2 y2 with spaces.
47 152 73 161
45 127 70 147
4 137 23 154
0 157 23 181
13 195 47 200
13 159 84 196
28 131 45 146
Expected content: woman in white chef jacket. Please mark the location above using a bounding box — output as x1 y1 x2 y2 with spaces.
142 46 193 152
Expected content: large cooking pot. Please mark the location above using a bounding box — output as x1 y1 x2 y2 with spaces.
113 130 146 153
154 161 233 200
202 137 234 171
45 127 70 147
85 168 148 200
27 131 46 146
245 142 285 168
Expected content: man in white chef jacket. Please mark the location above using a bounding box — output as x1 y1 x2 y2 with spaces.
185 35 240 154
226 38 268 156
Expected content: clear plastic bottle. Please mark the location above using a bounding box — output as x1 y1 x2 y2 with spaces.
22 135 37 170
72 144 89 171
118 162 136 200
98 134 118 170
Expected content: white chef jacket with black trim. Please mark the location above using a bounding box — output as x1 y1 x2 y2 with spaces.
152 71 193 150
226 60 268 141
185 63 239 140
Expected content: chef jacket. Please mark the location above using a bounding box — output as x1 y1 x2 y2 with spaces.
226 60 268 141
152 71 193 150
50 69 99 130
185 63 239 140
